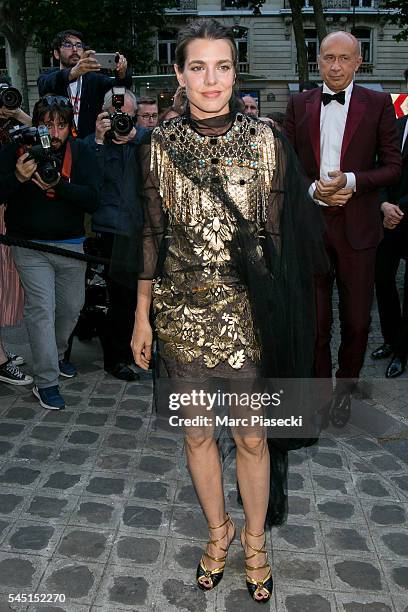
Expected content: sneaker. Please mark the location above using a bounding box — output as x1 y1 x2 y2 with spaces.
5 351 25 366
0 359 33 386
59 360 77 378
33 385 65 410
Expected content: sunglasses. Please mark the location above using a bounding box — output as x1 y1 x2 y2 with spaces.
42 95 73 109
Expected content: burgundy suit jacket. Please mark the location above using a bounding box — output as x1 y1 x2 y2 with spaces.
284 84 402 250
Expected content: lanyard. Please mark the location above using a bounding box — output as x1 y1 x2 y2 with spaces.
69 76 82 128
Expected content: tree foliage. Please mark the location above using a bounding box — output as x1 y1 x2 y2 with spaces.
0 0 176 73
384 0 408 41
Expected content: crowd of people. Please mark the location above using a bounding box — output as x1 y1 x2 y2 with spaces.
0 19 407 603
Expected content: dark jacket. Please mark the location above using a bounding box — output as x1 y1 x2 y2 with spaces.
86 129 146 235
284 84 402 250
0 137 99 240
388 115 408 211
37 69 132 138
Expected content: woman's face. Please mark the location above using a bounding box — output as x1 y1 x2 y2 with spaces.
174 38 235 120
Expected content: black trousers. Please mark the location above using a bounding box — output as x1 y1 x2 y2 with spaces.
98 232 137 370
375 225 408 359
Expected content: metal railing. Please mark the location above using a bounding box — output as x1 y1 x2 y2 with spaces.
167 0 197 11
285 0 379 8
156 61 250 75
157 64 175 75
295 61 373 74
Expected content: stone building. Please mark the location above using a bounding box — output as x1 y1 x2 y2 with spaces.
1 0 407 113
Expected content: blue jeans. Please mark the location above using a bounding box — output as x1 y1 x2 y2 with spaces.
11 243 86 388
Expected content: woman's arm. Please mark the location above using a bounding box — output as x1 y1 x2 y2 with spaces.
130 134 165 370
131 280 153 370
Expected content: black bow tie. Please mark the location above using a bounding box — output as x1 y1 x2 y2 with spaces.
322 91 346 106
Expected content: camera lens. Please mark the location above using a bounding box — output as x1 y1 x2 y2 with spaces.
0 87 23 110
111 112 133 136
38 162 58 184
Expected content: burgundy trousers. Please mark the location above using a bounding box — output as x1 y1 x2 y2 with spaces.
314 207 376 379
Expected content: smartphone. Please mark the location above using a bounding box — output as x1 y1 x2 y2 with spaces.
92 53 118 70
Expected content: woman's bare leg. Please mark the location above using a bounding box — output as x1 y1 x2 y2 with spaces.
185 433 234 587
233 431 271 601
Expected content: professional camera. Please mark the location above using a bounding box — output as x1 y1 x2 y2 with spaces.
8 125 60 184
108 87 134 136
0 84 23 110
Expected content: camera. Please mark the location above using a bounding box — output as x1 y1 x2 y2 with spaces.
0 84 23 110
108 87 134 136
8 125 60 184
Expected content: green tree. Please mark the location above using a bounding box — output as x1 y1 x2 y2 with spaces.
384 0 408 41
0 0 175 110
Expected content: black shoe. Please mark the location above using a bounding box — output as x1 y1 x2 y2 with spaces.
371 343 393 360
107 364 140 381
330 392 352 429
386 355 406 378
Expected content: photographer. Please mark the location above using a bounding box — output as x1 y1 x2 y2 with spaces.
38 29 132 138
86 88 144 381
0 80 32 144
0 83 33 386
0 96 99 409
136 97 158 129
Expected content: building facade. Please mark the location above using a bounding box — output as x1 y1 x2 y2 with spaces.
1 1 407 113
135 0 408 114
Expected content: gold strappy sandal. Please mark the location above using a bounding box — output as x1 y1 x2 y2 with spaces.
196 513 235 591
241 526 273 604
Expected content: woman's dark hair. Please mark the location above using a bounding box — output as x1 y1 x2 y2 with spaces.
53 29 84 52
32 96 74 127
266 111 285 128
175 18 237 72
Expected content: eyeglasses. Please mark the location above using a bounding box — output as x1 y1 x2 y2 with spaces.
61 41 85 50
138 113 158 120
42 95 73 109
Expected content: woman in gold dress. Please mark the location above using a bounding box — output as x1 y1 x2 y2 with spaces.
131 18 325 604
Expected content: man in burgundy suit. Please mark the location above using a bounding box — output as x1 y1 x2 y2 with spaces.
284 31 401 425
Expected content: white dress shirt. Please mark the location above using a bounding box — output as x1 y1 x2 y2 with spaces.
310 81 356 205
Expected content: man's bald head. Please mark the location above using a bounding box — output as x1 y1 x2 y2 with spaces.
242 95 259 117
318 30 362 93
320 31 360 56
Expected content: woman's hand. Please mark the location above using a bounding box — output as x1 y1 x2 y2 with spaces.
131 317 153 370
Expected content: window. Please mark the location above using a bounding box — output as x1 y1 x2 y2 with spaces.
304 29 319 64
232 26 249 68
157 30 177 70
223 0 250 8
351 27 372 63
0 36 6 70
351 0 374 7
41 52 58 69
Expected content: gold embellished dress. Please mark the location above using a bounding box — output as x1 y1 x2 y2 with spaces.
140 112 278 379
136 111 327 525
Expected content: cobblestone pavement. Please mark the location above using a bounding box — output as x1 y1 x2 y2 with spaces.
0 289 407 612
